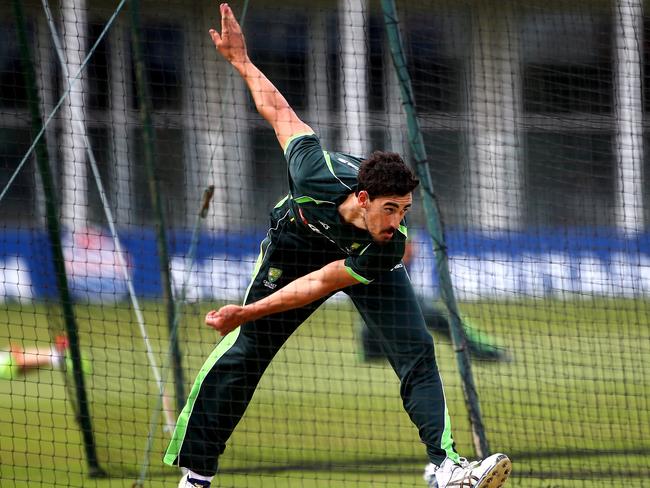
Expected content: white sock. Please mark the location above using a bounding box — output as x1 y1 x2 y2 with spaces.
187 470 213 482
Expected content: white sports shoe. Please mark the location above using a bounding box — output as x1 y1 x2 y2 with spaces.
178 472 212 488
424 453 511 488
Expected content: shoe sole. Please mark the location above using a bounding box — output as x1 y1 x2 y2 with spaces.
476 454 512 488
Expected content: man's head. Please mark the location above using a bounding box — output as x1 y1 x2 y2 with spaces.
356 151 419 243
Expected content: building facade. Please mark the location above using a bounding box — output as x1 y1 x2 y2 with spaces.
0 0 648 234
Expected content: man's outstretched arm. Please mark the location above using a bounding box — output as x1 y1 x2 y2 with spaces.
205 259 359 336
209 3 312 149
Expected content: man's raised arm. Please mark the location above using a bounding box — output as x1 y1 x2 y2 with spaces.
209 3 312 149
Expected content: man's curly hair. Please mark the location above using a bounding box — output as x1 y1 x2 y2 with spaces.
357 151 419 198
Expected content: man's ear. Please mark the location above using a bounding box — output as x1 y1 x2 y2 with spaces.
357 190 370 208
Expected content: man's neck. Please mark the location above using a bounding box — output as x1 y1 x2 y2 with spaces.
338 193 366 230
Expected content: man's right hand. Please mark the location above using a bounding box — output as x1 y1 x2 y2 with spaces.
209 3 248 66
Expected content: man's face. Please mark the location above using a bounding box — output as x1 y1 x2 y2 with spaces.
360 192 413 243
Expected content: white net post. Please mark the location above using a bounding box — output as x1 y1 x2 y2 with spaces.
614 0 644 236
467 0 522 232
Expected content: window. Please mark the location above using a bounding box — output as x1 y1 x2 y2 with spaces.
0 22 28 109
522 8 616 229
423 131 466 228
0 20 34 226
525 132 615 227
131 25 183 111
404 11 466 113
247 12 308 111
86 22 110 111
325 11 340 113
131 128 186 226
249 127 288 226
522 12 612 113
367 13 385 113
86 127 112 225
0 128 34 224
127 21 186 227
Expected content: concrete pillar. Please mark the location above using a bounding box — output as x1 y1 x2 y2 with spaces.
614 0 644 235
184 21 202 228
35 13 57 226
197 2 251 231
59 0 88 230
467 1 522 232
109 20 132 228
339 0 369 157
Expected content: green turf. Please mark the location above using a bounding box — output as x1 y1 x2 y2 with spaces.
0 298 648 487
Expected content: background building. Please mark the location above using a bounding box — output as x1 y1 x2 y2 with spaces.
1 0 647 234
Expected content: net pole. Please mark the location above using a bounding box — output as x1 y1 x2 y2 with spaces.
614 0 644 235
380 0 490 458
129 0 185 413
11 0 105 477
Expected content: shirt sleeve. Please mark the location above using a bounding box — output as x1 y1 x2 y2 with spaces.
284 134 349 201
343 240 405 284
284 133 323 179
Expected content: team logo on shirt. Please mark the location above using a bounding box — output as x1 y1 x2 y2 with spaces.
263 267 283 289
267 267 283 283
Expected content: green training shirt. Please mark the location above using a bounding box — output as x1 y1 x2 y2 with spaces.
282 133 407 284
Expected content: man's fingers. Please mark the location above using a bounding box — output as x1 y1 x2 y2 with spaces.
205 316 222 329
208 29 221 46
205 310 230 335
205 318 231 337
221 3 240 34
221 3 234 20
220 3 233 34
205 304 242 336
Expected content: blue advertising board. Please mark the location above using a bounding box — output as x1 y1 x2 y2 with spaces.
1 227 649 302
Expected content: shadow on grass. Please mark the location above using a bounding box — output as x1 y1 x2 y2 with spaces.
114 447 650 480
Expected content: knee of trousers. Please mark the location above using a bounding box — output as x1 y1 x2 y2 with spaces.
398 352 443 404
391 337 439 380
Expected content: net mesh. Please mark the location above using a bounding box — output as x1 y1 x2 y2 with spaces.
0 0 649 487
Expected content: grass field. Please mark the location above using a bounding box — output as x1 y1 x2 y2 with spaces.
1 298 649 487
